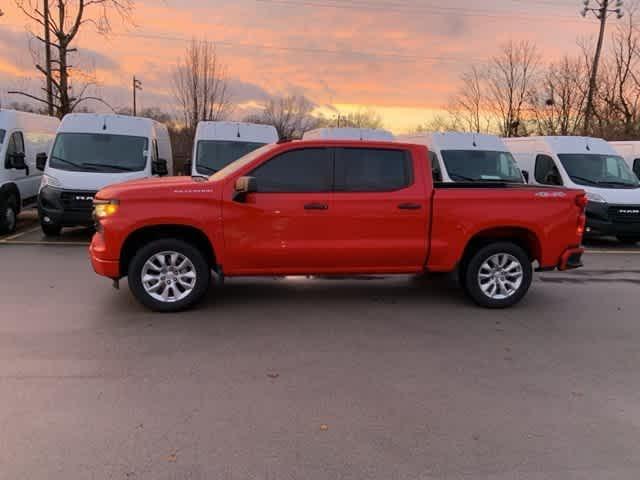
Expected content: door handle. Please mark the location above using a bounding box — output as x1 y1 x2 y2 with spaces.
398 203 422 210
304 202 329 210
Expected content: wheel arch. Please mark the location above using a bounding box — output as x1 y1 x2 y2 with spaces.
120 224 216 277
460 226 542 268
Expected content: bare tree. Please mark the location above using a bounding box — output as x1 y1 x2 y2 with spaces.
172 39 233 132
12 0 133 117
450 66 490 133
317 109 384 129
486 40 540 137
531 55 587 135
246 95 318 139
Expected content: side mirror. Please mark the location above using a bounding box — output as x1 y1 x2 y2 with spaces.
152 158 169 176
36 152 48 171
183 161 193 176
522 170 530 183
233 176 257 202
7 152 27 170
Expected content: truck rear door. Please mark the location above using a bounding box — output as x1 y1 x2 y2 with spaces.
329 146 431 271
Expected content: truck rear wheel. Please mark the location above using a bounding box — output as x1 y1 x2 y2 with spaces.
0 195 18 235
463 242 532 308
128 238 211 312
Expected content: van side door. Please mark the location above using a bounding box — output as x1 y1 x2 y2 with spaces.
330 146 430 271
4 131 35 203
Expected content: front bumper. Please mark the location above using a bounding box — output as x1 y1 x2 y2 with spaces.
586 201 640 236
38 186 97 227
89 231 120 279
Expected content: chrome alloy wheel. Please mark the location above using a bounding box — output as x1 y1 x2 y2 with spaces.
477 253 523 300
141 251 197 303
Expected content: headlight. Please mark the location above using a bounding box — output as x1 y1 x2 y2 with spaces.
40 174 61 191
586 192 607 203
93 199 120 218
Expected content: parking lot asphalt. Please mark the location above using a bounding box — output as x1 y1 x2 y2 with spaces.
2 211 640 480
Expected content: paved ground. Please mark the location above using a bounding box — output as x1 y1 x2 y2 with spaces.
1 210 640 480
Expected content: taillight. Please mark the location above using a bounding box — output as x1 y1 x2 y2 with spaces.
575 193 588 210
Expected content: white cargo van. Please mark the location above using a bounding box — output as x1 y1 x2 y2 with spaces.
505 136 640 244
303 127 395 141
190 121 278 176
0 110 59 234
397 132 524 183
37 114 172 235
609 141 640 179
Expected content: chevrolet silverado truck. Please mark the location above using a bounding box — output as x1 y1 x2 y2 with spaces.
90 139 586 312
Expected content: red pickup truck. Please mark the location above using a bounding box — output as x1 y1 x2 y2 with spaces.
90 139 586 312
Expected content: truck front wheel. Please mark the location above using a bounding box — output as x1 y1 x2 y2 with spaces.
128 239 211 312
463 242 532 308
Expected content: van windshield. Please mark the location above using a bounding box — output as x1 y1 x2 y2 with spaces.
196 140 267 174
50 133 148 173
0 129 5 144
558 154 639 188
441 150 524 183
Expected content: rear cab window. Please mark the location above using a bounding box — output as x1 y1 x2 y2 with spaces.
334 148 413 192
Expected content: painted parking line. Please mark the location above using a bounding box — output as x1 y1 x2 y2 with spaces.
585 249 640 254
0 240 90 246
0 226 42 243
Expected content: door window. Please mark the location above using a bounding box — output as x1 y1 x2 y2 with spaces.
335 148 412 192
633 158 640 179
535 154 562 185
250 148 333 192
5 132 25 168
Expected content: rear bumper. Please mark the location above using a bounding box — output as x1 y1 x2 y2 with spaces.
558 247 584 271
89 232 120 279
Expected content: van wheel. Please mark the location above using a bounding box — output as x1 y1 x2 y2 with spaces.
617 235 640 245
41 223 62 237
128 239 211 312
0 196 18 234
463 242 532 308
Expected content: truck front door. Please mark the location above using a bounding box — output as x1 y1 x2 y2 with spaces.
222 147 335 274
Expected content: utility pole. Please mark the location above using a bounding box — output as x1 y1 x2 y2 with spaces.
132 76 142 116
43 0 54 116
581 0 624 135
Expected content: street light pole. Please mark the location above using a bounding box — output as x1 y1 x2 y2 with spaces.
132 76 142 116
581 0 624 135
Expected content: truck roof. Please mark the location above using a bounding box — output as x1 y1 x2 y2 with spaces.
303 127 395 141
504 136 617 156
399 132 509 152
195 121 278 143
57 113 163 137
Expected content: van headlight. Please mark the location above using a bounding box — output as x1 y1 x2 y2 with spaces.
586 192 607 203
93 199 120 218
40 174 61 191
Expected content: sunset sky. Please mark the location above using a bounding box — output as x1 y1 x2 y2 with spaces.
0 0 605 132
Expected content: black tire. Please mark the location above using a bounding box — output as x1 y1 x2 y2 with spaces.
617 235 640 245
463 242 532 309
0 195 18 235
41 222 62 237
128 238 211 312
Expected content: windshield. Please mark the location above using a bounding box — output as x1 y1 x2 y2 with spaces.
196 140 267 174
210 144 278 181
441 150 524 183
558 154 639 188
50 133 149 173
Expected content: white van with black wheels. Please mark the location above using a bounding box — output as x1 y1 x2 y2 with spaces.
189 121 278 176
397 132 524 184
505 136 640 244
0 110 59 234
37 114 172 236
609 141 640 179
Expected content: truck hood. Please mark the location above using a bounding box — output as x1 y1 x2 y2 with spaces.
45 167 149 192
96 176 216 200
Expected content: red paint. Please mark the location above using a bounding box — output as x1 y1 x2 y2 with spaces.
90 139 585 280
